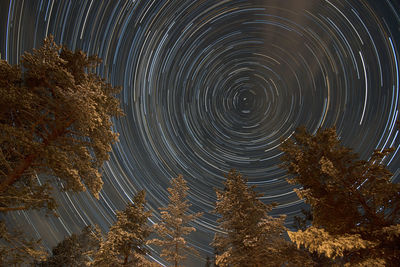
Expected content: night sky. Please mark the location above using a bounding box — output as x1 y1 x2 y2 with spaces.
1 0 400 266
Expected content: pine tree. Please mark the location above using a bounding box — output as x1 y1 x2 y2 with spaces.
280 127 400 266
92 190 154 266
0 36 122 265
150 175 202 267
36 225 102 266
0 35 123 211
292 209 336 266
212 169 311 267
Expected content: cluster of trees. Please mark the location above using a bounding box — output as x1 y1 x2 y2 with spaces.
31 170 312 267
1 37 399 266
0 35 122 265
34 175 200 267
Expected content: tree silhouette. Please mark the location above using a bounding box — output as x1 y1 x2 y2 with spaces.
292 209 336 266
36 225 101 266
92 191 153 266
0 36 123 210
0 36 122 265
281 127 400 266
212 169 311 267
151 175 202 267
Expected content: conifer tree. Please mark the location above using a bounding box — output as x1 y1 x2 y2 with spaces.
151 175 202 267
0 35 123 211
212 169 311 267
292 209 336 266
92 190 153 266
280 127 400 266
0 36 122 265
36 225 102 267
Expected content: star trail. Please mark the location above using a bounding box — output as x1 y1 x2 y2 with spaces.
1 0 400 265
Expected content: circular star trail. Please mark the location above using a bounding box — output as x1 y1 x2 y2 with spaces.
1 0 400 265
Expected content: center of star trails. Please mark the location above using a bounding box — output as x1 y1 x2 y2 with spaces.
237 89 258 114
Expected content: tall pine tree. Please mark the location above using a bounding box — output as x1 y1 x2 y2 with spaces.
151 175 202 267
0 36 123 206
212 169 311 267
92 190 154 266
0 35 122 265
281 127 400 266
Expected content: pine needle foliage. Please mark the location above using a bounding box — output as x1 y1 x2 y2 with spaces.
0 35 123 214
0 35 122 266
36 225 102 267
92 190 153 266
281 127 400 265
151 175 202 267
291 209 336 266
212 169 311 267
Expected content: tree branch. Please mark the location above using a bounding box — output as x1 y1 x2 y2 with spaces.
0 206 28 212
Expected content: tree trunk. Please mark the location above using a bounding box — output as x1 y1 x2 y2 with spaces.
0 153 37 192
123 254 128 265
0 121 73 193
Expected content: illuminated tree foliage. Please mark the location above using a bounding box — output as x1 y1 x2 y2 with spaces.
0 35 123 210
0 36 122 265
212 169 311 267
151 175 202 267
281 127 400 266
92 190 154 266
292 209 335 266
36 225 102 267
